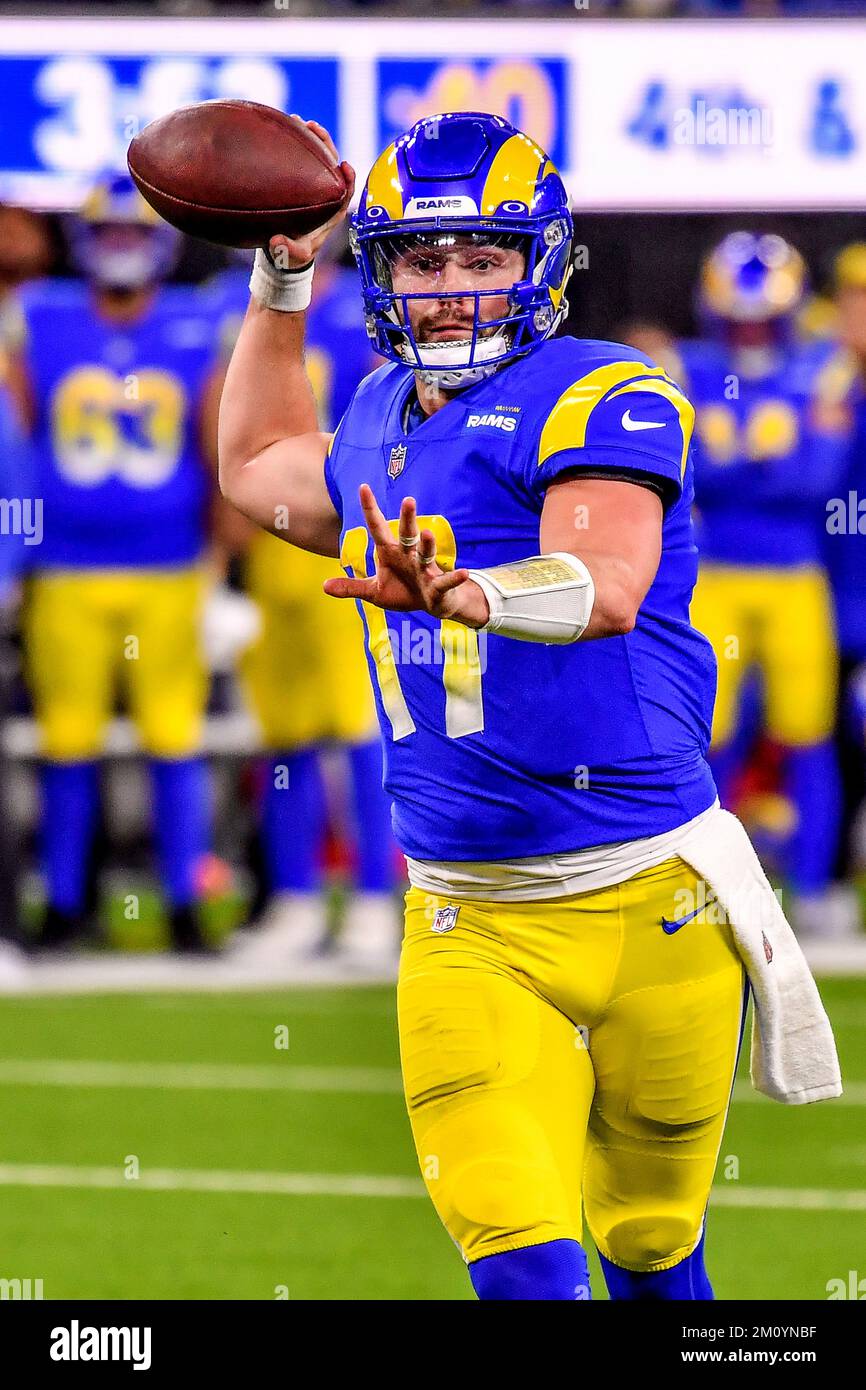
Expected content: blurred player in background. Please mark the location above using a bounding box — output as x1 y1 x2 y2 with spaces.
826 244 866 886
0 206 50 964
684 232 853 938
13 173 220 952
0 204 52 423
615 319 683 384
205 234 399 970
0 354 35 972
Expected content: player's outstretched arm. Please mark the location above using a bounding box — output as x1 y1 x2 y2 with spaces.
217 119 355 559
538 475 663 640
324 477 662 644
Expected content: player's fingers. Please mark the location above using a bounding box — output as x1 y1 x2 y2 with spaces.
323 575 377 601
358 483 394 548
429 568 470 595
318 167 356 238
417 527 437 568
306 119 340 165
340 163 356 200
268 233 314 269
398 496 419 550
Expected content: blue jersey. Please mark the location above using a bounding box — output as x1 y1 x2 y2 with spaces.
205 265 373 430
682 339 849 568
827 381 866 660
326 336 717 861
20 279 215 569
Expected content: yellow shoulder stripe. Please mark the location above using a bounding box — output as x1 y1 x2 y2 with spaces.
538 362 665 462
537 362 694 482
607 378 696 481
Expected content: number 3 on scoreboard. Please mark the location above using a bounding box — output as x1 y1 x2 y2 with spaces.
340 516 485 741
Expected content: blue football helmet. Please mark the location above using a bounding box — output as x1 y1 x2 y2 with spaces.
699 231 807 330
68 172 180 290
351 112 574 389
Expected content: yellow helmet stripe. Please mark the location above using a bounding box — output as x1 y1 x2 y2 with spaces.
538 362 667 465
365 142 404 219
607 377 696 480
481 133 548 214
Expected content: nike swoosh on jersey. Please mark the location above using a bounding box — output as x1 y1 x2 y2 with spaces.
660 903 707 934
621 410 666 431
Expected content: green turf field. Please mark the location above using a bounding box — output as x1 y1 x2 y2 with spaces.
0 979 862 1301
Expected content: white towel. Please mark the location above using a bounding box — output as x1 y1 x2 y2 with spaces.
675 806 842 1105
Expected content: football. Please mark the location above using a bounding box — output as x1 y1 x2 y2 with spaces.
127 99 350 247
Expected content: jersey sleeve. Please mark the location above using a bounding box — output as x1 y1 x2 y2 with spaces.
528 363 696 511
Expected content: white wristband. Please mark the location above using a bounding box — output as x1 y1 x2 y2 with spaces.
249 248 314 312
468 552 595 645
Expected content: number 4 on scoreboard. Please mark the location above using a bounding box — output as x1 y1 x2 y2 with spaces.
340 516 485 741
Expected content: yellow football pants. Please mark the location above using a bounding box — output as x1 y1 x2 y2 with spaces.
241 532 376 749
24 567 207 760
399 856 746 1274
691 563 837 747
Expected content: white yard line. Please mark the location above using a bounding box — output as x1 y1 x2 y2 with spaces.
0 1164 422 1199
0 1164 861 1212
0 1059 403 1093
0 1060 864 1103
709 1186 866 1212
0 1060 864 1104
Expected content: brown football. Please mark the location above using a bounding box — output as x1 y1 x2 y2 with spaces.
127 100 349 248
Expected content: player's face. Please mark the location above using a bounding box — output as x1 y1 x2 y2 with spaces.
87 222 162 290
727 320 777 349
387 233 526 343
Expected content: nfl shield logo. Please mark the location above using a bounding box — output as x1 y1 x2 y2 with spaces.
388 442 407 479
431 904 460 934
762 930 774 964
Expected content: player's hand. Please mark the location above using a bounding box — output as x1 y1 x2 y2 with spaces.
323 485 491 629
268 119 355 270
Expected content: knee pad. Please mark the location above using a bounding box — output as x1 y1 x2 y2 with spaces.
601 1231 713 1300
470 1239 591 1301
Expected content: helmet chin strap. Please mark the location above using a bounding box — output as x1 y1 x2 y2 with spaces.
404 331 512 392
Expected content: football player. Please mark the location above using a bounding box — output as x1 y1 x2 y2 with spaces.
218 114 836 1300
826 245 866 889
0 356 35 973
684 233 853 939
204 239 399 969
14 173 219 952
